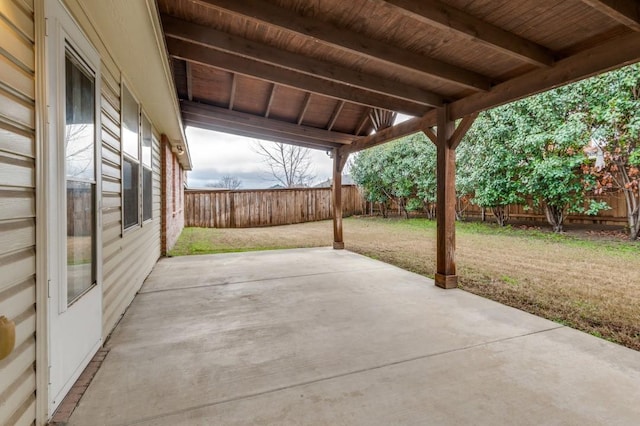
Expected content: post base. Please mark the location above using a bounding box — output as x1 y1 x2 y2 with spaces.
435 273 458 289
333 241 345 250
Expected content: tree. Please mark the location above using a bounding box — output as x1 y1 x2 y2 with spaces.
350 144 392 217
577 64 640 239
351 134 436 218
516 87 606 232
463 107 525 226
460 84 608 231
253 141 315 188
456 136 482 220
207 175 242 190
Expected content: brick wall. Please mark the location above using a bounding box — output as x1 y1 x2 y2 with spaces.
161 135 185 254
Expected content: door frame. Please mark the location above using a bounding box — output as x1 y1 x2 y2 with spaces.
35 0 103 420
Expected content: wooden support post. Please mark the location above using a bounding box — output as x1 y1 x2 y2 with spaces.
332 148 348 249
434 106 457 288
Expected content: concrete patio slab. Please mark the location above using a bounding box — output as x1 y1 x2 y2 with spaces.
69 248 640 425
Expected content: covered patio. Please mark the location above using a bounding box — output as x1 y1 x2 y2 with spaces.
68 248 640 425
157 0 640 288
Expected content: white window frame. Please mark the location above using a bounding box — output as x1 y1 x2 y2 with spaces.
141 111 154 223
120 81 142 232
121 82 157 233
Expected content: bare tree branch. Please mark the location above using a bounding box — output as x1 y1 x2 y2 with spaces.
252 141 316 187
206 175 242 189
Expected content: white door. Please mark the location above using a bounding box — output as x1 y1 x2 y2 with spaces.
45 0 103 415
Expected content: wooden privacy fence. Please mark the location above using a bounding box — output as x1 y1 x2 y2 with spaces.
368 192 629 225
462 193 628 225
185 185 366 228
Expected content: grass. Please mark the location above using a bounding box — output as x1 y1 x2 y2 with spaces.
170 217 640 351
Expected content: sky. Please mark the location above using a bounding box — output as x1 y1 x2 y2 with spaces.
185 126 335 189
184 114 411 189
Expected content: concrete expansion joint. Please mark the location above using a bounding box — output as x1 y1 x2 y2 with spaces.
137 266 396 294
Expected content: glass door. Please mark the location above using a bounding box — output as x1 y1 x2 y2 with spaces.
46 0 102 416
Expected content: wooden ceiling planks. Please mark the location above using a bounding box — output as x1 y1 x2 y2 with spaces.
299 97 338 129
157 0 640 152
232 74 272 116
579 0 640 31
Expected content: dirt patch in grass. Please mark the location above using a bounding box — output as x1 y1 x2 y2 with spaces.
170 217 640 351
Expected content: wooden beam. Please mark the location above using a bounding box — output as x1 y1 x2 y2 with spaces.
297 93 312 125
191 0 493 91
423 127 437 144
327 101 345 131
166 38 431 116
580 0 640 31
385 0 555 67
182 100 354 144
438 31 640 126
332 148 347 249
341 109 437 154
450 112 478 150
435 105 457 289
162 15 444 108
346 31 640 152
228 73 237 110
185 61 193 101
265 84 277 118
182 116 339 151
355 108 371 136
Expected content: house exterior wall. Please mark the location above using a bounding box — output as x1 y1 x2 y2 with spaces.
99 63 162 338
0 0 38 425
61 0 163 362
161 135 185 254
0 0 175 424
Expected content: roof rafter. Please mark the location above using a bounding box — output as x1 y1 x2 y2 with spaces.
327 101 345 131
190 0 493 91
384 0 555 66
185 61 193 101
580 0 640 31
166 38 431 116
297 93 312 125
264 84 277 118
354 108 372 136
228 73 237 110
162 15 443 108
182 100 355 145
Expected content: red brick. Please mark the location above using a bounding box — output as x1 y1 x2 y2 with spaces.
161 135 185 255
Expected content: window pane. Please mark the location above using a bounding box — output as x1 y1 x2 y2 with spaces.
142 115 152 167
67 181 96 303
143 167 152 221
123 158 139 228
65 55 95 181
122 86 139 158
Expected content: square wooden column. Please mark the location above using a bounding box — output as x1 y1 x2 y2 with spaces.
332 149 347 249
435 106 457 288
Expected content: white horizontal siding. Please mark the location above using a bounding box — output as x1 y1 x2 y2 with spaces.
99 63 161 338
0 1 36 425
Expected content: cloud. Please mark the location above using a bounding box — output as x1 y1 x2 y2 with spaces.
184 126 334 189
